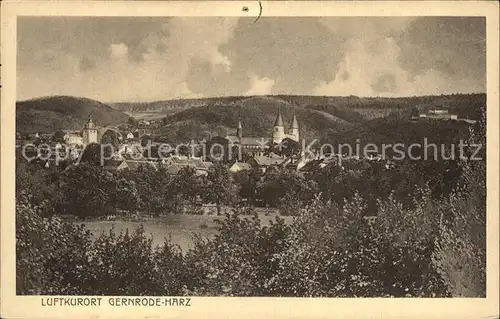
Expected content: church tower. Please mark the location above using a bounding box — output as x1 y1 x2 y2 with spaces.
272 107 285 144
83 114 98 145
237 120 243 140
288 110 299 142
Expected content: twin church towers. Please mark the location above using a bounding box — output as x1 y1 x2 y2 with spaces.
235 107 300 145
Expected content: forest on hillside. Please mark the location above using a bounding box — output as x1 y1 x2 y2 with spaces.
16 96 130 133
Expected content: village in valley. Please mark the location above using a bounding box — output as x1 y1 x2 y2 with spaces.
17 102 477 179
18 107 334 176
13 15 489 300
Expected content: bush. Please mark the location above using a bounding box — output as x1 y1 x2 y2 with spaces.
432 107 486 297
16 198 92 294
182 209 290 296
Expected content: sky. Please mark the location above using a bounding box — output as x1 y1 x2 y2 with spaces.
17 16 486 102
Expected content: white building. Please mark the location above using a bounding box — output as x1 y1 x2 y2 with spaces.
63 132 84 146
82 115 98 145
272 108 299 144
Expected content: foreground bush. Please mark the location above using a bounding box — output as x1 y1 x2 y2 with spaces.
18 194 459 297
432 111 486 297
16 198 92 294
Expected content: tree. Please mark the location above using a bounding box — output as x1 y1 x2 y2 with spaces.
205 136 231 163
167 166 205 213
52 130 66 143
79 143 103 166
16 160 59 216
202 163 237 214
141 135 153 147
16 197 92 294
257 169 318 213
128 117 138 127
232 167 263 204
120 165 173 216
410 106 420 118
114 178 141 214
59 163 117 217
101 130 120 151
274 137 301 157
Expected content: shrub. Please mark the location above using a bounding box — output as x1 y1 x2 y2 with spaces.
16 198 92 295
182 208 290 296
84 226 158 295
432 108 486 297
268 193 448 297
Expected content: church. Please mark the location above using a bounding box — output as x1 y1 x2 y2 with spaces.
226 108 300 156
63 115 100 146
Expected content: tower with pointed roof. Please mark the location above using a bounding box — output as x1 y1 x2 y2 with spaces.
82 114 98 145
237 120 243 139
272 107 285 144
288 110 299 142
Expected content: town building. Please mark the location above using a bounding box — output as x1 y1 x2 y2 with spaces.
247 153 287 173
82 115 98 145
415 108 459 121
161 155 214 176
229 162 252 173
63 131 84 146
107 153 158 171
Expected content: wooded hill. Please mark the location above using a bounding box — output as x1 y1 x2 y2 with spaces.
16 96 131 133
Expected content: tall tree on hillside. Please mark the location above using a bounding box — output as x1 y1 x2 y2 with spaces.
128 117 138 127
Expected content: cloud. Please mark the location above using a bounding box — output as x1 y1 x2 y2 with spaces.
109 43 128 60
314 37 412 97
17 17 239 102
17 17 486 101
314 17 486 97
244 74 275 95
212 18 343 97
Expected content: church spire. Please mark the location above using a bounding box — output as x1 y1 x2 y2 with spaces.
85 113 95 129
237 120 243 139
290 109 299 129
272 106 285 144
288 109 299 142
273 106 284 127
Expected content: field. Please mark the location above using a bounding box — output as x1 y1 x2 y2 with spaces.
78 212 294 252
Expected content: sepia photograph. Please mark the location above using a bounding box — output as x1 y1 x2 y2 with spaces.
1 1 499 318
